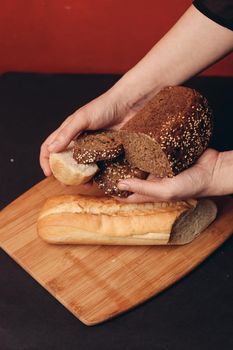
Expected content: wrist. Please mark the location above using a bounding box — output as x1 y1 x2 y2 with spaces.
202 150 233 197
108 68 166 112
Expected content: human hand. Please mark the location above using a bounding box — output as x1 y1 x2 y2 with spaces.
39 86 143 176
116 148 222 203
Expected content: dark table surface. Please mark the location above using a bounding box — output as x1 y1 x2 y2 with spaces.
0 73 232 350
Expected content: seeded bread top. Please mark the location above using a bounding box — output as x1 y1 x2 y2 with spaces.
122 86 213 175
73 130 124 164
94 157 148 198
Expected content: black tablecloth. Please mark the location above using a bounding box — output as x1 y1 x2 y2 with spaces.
0 73 232 350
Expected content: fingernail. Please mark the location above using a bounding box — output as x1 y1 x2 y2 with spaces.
44 168 51 177
118 182 128 190
48 141 59 151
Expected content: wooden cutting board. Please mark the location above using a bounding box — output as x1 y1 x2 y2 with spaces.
0 177 232 325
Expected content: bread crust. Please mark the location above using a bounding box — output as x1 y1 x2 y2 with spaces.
73 130 123 164
37 195 217 245
49 148 98 186
169 198 217 244
121 86 213 176
94 157 148 198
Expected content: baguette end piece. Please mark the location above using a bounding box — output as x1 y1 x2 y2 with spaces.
169 199 217 244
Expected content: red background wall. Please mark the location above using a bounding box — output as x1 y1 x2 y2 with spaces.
0 0 232 75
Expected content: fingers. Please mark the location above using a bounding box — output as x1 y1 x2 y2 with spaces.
47 111 89 153
40 111 90 176
39 91 124 177
117 177 177 202
40 128 63 176
116 193 162 203
117 149 219 203
116 164 208 203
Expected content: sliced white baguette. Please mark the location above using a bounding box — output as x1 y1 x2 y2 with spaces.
49 144 98 186
37 195 217 245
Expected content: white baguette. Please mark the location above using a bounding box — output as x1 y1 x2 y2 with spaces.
49 143 98 186
37 195 217 245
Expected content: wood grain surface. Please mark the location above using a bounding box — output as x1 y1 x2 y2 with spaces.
0 177 232 325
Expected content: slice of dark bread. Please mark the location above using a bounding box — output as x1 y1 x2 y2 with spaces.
94 157 148 197
73 130 123 164
120 86 213 177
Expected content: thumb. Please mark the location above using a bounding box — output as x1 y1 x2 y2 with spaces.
117 177 176 201
48 111 89 152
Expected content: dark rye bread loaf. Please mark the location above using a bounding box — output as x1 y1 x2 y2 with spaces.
94 157 148 197
120 86 213 177
73 130 123 164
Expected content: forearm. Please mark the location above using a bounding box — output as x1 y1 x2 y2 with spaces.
111 5 233 106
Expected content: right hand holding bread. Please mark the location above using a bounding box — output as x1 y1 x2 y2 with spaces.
117 148 220 203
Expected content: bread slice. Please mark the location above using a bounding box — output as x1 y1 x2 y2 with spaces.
37 195 217 245
73 130 123 164
120 86 213 177
94 157 148 197
49 144 98 186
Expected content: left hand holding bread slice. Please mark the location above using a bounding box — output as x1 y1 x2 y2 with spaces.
39 89 137 177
